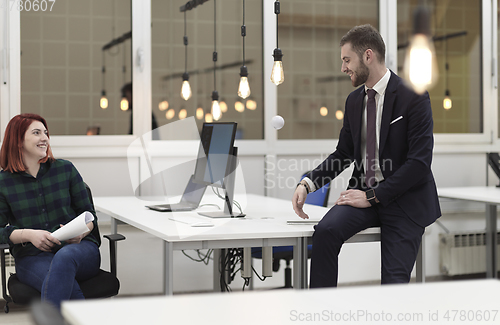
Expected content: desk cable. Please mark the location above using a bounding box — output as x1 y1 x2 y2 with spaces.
211 187 244 215
219 248 268 292
182 249 213 265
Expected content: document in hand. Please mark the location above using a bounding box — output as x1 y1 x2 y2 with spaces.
51 211 94 241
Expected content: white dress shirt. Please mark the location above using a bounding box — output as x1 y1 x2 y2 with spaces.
303 69 391 192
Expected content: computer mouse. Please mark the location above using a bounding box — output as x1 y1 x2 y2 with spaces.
191 222 214 227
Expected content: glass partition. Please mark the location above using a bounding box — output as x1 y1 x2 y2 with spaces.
20 0 132 135
276 0 379 139
397 0 482 134
151 0 264 140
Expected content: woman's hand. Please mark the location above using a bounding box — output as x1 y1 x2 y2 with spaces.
61 221 94 245
27 229 61 252
65 233 86 244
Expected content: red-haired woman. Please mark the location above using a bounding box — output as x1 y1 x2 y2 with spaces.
0 114 101 309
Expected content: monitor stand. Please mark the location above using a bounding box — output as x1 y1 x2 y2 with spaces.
198 147 245 218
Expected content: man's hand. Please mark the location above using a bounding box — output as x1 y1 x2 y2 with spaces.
28 229 61 252
335 189 371 208
292 184 309 219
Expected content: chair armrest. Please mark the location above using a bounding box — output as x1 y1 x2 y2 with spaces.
0 243 13 305
103 234 126 242
103 234 125 277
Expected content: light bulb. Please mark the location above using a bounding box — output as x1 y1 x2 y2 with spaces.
320 106 328 116
238 77 251 99
205 113 213 123
100 91 108 109
159 100 169 111
443 90 452 110
166 108 175 120
235 101 245 112
100 96 108 109
120 97 129 111
180 73 192 101
270 48 284 85
335 110 344 120
179 108 187 119
220 101 228 113
404 35 438 94
271 61 284 86
212 100 221 121
211 91 221 121
238 66 251 99
246 99 257 110
403 5 438 94
196 107 204 119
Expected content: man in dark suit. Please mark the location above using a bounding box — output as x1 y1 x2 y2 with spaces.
292 24 441 287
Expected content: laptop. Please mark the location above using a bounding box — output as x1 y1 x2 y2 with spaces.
146 175 206 212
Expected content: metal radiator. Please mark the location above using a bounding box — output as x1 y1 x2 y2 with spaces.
439 231 500 276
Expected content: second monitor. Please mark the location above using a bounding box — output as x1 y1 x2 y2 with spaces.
193 122 244 218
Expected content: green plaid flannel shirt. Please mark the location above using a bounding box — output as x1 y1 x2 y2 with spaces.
0 159 100 258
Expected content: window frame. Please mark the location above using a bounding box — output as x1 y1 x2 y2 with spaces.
0 0 497 158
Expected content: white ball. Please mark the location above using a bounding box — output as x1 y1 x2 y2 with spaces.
272 115 285 130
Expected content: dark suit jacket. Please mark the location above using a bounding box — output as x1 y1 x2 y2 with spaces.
307 71 441 227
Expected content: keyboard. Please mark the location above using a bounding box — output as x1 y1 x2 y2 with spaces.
168 215 214 227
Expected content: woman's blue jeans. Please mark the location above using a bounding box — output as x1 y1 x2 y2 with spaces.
15 240 100 309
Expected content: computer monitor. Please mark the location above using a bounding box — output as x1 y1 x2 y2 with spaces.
193 122 243 218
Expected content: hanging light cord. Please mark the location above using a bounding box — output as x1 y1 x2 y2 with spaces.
101 51 106 91
444 34 449 91
122 43 126 83
275 0 280 48
242 0 246 65
213 0 217 92
443 41 451 108
184 11 188 73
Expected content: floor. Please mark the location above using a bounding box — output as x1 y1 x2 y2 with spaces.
1 303 31 325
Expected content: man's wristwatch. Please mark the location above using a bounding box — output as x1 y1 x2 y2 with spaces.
365 189 378 206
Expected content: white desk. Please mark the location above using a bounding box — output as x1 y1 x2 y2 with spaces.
62 279 500 325
438 186 500 277
95 194 424 294
94 194 328 294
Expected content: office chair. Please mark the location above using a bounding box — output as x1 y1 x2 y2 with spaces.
0 184 125 313
252 172 331 288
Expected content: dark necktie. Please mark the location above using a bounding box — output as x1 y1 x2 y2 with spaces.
366 89 377 188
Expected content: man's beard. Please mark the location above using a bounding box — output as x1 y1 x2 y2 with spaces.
352 61 369 87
